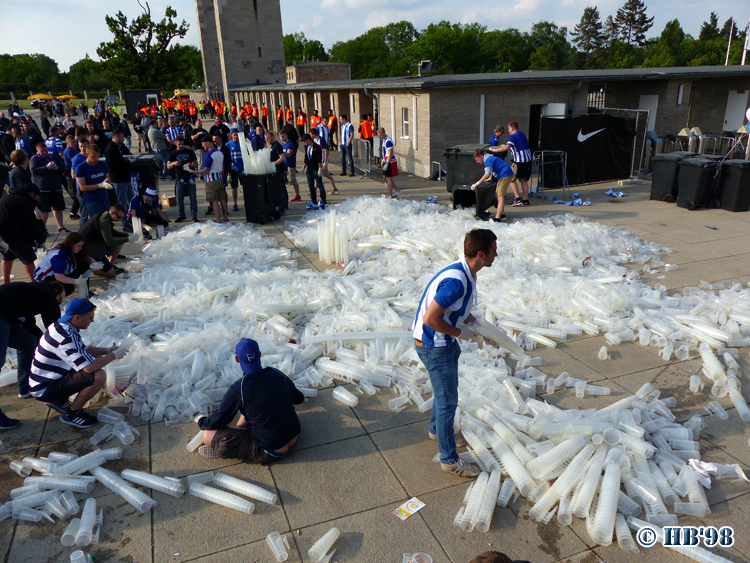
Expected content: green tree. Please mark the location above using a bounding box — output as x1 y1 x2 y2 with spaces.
528 21 571 70
96 3 192 89
615 0 654 46
283 32 329 65
602 15 619 47
68 56 110 91
699 12 720 41
330 21 418 78
0 54 60 90
571 7 605 64
642 19 684 67
404 21 486 75
720 17 739 40
480 28 531 72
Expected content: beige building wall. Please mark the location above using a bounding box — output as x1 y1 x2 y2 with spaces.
286 63 351 84
376 90 431 177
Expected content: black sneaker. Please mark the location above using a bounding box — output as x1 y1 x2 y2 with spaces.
192 217 200 223
523 199 530 206
45 400 70 415
205 206 213 216
69 213 80 220
175 217 187 223
510 198 523 207
60 410 98 429
0 410 20 430
492 215 506 222
113 266 126 275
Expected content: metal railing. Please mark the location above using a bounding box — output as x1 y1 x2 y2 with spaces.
352 138 373 179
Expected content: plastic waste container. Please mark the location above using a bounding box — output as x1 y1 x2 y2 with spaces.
267 172 288 213
452 184 497 220
650 153 694 202
127 155 160 196
717 160 750 212
239 174 279 224
444 144 491 193
676 158 719 210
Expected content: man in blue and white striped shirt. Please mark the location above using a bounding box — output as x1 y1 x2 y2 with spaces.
412 229 497 478
30 298 127 428
339 114 355 177
165 116 184 147
492 121 532 207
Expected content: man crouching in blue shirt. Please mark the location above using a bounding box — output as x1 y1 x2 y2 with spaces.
194 338 304 464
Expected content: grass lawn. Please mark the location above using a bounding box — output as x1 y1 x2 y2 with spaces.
0 100 34 110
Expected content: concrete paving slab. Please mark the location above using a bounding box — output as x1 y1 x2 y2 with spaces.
418 483 589 563
0 394 48 452
293 385 366 451
561 336 665 379
150 418 241 478
184 536 303 563
5 490 151 563
370 421 474 497
542 380 631 412
701 409 750 468
527 345 607 384
695 493 750 560
351 384 431 434
270 435 406 529
0 446 35 499
153 462 286 563
292 503 451 563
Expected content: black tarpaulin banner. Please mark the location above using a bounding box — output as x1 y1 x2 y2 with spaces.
539 114 636 186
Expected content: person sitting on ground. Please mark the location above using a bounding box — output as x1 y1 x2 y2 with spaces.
33 232 102 296
194 338 304 464
0 280 64 401
129 187 169 228
79 204 137 278
0 182 46 284
469 552 530 563
30 298 128 428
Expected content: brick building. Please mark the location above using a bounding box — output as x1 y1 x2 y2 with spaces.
286 62 351 84
194 0 286 102
233 66 750 177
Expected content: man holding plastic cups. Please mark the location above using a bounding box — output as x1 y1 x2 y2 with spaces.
29 298 130 428
412 229 498 477
194 338 304 464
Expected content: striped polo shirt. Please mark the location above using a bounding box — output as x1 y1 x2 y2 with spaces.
412 258 476 347
30 322 96 398
506 131 532 163
165 126 184 142
341 122 354 145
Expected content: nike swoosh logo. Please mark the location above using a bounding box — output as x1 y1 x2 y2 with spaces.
577 128 606 142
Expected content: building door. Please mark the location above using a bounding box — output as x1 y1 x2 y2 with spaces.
723 90 749 132
528 105 543 153
638 95 658 131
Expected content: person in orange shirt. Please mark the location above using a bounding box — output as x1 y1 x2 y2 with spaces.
231 104 237 116
285 105 293 123
296 108 307 138
276 107 284 131
309 110 321 130
359 114 374 153
261 103 268 129
327 110 338 152
189 104 197 118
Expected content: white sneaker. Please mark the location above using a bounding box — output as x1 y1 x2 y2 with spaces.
394 189 403 197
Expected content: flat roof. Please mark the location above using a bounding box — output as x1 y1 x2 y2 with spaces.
231 66 750 92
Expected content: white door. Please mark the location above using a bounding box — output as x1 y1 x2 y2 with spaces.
723 91 749 132
542 103 567 118
638 95 658 131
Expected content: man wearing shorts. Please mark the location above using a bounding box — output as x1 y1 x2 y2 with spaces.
377 127 401 198
0 183 46 284
191 135 228 222
30 142 69 233
30 297 128 428
311 128 338 195
472 149 514 222
492 121 532 207
195 338 304 464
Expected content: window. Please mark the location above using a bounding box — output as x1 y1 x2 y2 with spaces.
677 84 684 105
258 47 262 58
587 82 607 110
401 107 409 138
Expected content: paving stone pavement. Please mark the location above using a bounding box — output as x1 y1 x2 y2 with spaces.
2 154 750 563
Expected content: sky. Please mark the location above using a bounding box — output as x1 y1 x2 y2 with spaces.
3 0 748 71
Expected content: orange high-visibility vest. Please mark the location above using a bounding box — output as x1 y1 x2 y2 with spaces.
360 120 373 139
252 106 259 118
310 115 321 128
261 105 268 117
189 105 196 116
296 111 306 126
277 108 283 121
286 108 293 121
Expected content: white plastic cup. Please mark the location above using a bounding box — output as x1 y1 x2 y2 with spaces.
332 387 358 407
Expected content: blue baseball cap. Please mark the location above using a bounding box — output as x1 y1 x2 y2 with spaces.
60 298 96 323
236 338 262 373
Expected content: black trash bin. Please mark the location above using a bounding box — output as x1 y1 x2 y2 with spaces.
718 160 750 212
452 184 497 219
676 158 719 210
239 174 278 224
445 144 491 194
127 155 160 195
650 153 694 202
268 172 288 213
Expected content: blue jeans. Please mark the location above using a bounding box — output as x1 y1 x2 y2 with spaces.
0 314 38 396
415 340 461 464
340 144 354 175
155 148 169 178
305 169 326 205
113 182 132 228
77 191 88 229
175 179 197 219
86 199 110 219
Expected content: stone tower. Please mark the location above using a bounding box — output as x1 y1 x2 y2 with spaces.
195 0 286 102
